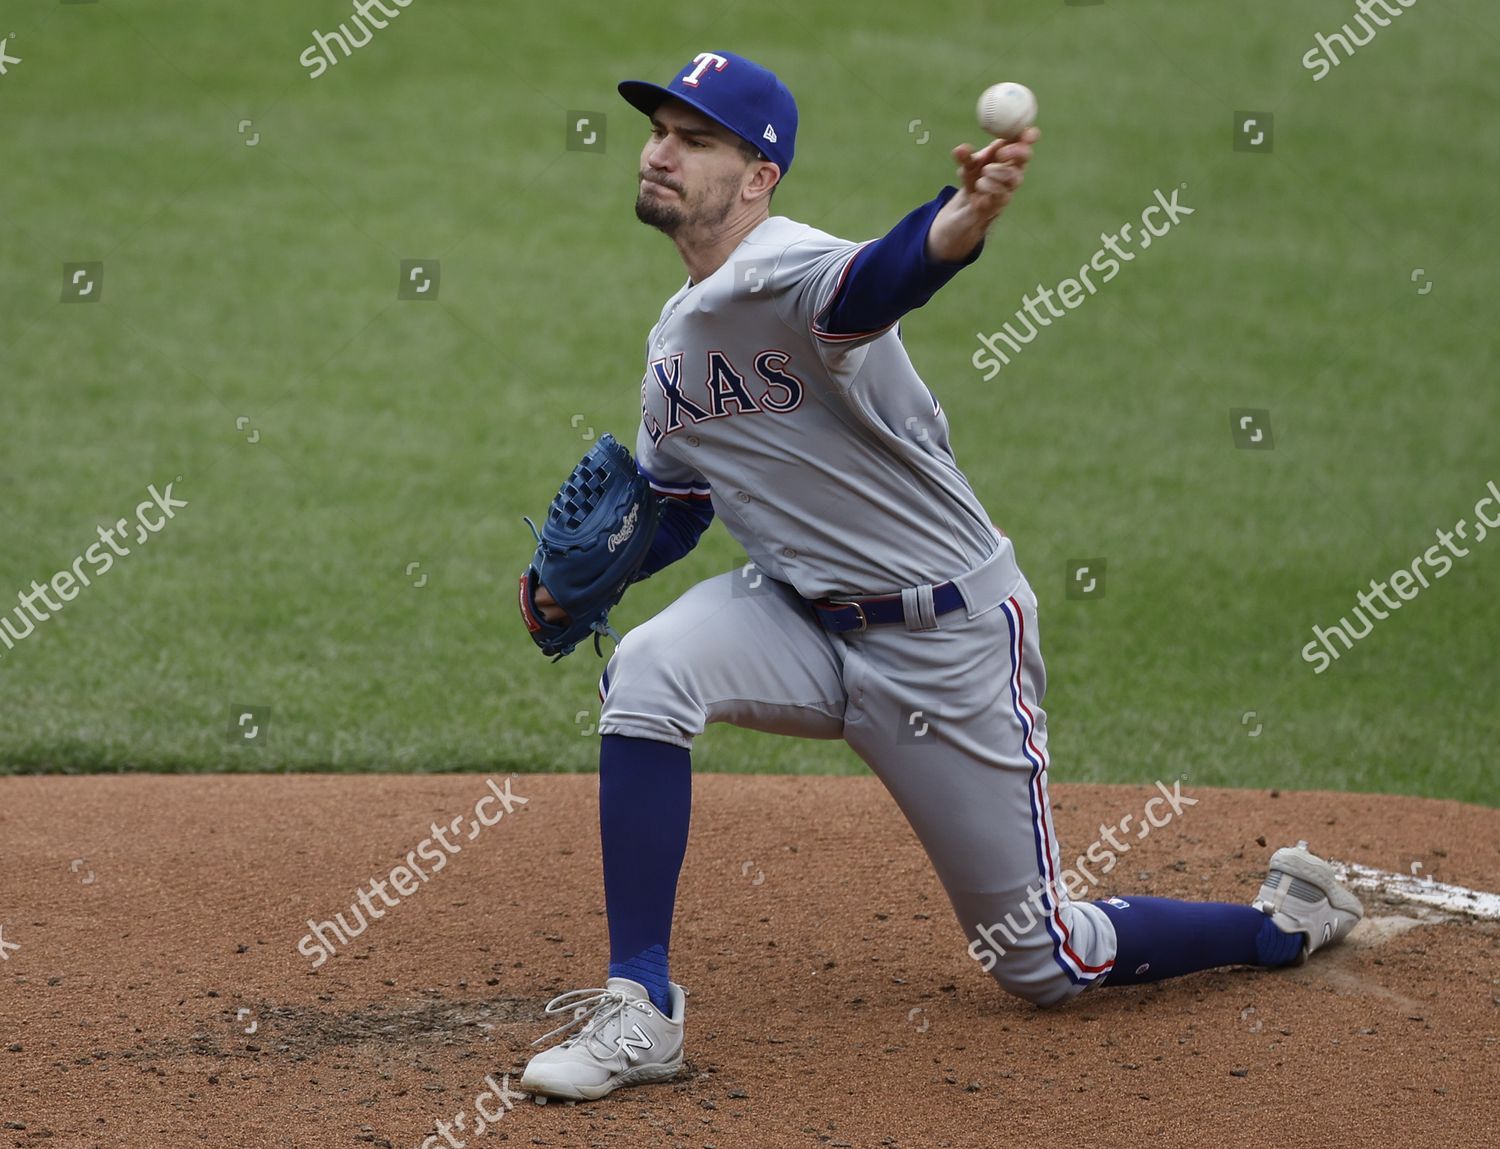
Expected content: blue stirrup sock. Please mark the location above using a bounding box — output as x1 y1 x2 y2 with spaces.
1094 896 1303 985
600 733 692 1015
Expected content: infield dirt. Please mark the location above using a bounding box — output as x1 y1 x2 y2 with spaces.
1 775 1495 1149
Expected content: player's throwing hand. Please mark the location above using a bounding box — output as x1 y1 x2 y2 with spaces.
927 127 1039 262
954 128 1038 221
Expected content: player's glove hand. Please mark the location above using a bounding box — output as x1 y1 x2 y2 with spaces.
518 433 661 660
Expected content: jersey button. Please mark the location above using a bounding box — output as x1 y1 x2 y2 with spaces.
687 435 700 447
781 547 797 559
735 491 751 503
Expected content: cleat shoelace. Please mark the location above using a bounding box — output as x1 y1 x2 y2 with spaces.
531 987 645 1059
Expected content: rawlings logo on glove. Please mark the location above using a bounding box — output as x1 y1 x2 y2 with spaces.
519 434 661 659
607 502 641 553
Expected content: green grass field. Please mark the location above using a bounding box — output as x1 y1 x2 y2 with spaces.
2 1 1496 802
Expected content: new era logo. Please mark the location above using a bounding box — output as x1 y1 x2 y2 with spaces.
763 123 777 144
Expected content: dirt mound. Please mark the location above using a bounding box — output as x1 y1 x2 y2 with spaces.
0 775 1495 1149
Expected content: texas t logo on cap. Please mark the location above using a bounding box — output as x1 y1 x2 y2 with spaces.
618 49 799 176
681 52 729 87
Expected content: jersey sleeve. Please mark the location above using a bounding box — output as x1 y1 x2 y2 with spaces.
771 187 980 354
770 232 875 349
634 424 713 502
818 187 982 340
632 428 715 581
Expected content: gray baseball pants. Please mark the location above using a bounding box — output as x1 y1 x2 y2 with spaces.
596 533 1119 1005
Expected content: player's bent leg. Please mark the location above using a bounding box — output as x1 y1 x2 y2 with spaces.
593 569 845 1005
840 563 1116 1008
840 560 1359 1008
524 571 848 1099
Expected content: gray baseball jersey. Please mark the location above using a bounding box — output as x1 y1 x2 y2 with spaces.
603 213 1121 1007
634 215 999 598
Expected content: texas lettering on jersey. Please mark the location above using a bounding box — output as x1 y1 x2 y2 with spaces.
641 349 806 444
631 215 999 595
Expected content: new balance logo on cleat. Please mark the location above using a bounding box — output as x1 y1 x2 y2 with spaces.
616 1024 655 1062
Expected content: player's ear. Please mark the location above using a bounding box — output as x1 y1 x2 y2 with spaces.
745 160 780 204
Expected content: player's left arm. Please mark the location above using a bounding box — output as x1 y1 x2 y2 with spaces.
632 489 714 583
815 129 1038 341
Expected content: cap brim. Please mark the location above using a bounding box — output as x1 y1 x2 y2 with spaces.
617 80 744 147
618 80 673 118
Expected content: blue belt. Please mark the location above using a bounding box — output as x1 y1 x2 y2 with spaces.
808 580 966 634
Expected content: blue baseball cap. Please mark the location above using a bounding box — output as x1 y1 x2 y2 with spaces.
619 51 798 177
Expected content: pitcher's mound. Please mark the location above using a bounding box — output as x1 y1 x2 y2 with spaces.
1 775 1495 1148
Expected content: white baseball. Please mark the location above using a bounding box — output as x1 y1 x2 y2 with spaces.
976 82 1037 139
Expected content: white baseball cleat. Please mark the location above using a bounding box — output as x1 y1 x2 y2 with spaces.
519 977 685 1101
1252 840 1363 962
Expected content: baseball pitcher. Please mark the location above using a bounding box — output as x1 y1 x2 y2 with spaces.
516 50 1363 1101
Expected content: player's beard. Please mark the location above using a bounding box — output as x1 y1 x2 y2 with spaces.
634 177 687 233
635 171 739 238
